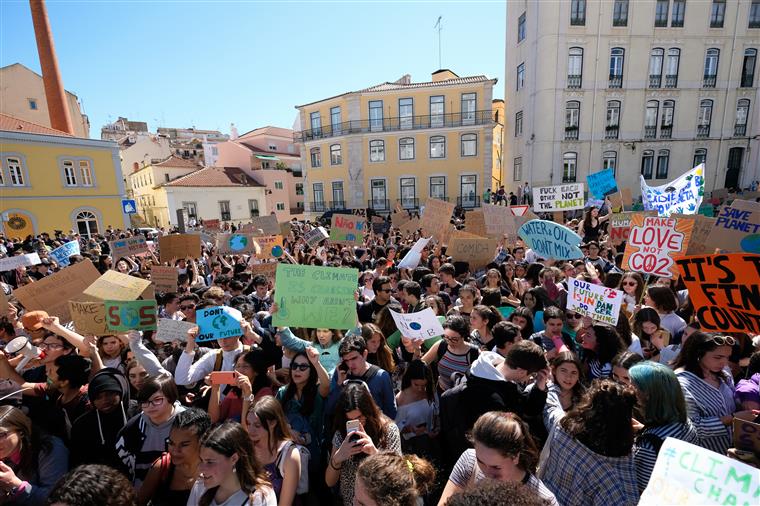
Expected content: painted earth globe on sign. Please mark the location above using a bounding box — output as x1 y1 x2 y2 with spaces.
229 235 248 252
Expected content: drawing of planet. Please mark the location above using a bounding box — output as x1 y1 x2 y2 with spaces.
740 234 760 254
271 245 283 258
410 322 422 330
229 235 248 251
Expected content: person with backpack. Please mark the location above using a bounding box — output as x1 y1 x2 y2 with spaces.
421 315 479 393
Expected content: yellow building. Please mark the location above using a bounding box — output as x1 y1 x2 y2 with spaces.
0 113 127 237
294 70 499 214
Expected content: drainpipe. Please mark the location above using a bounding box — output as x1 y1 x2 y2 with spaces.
713 1 741 191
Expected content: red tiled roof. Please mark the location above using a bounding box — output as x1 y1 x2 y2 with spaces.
163 166 264 188
238 142 299 158
0 113 74 137
238 125 293 139
154 156 202 169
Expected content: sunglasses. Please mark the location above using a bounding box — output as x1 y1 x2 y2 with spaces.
622 281 637 287
291 363 310 371
377 288 392 293
710 335 736 346
180 305 196 310
565 313 582 320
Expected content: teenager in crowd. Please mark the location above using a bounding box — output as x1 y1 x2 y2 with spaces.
46 464 138 506
610 351 645 385
395 359 439 457
644 286 686 344
543 351 585 430
469 305 503 350
735 350 760 410
361 324 396 374
578 324 626 381
577 203 611 244
617 272 645 315
422 315 479 393
209 348 275 424
508 306 535 339
354 452 436 506
631 308 670 362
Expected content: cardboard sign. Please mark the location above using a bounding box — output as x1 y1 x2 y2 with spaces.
705 199 760 254
196 305 244 342
254 235 284 260
420 198 455 242
248 215 280 236
68 300 108 336
587 169 618 199
566 278 624 325
272 264 358 330
733 411 760 458
330 214 366 244
640 163 704 217
203 219 221 231
609 212 657 246
0 253 41 272
279 222 292 237
217 234 258 255
50 241 80 267
110 236 149 258
639 437 758 506
155 318 196 343
518 220 583 260
159 234 201 262
674 215 717 256
464 210 487 237
0 290 7 318
399 217 420 235
13 259 100 323
676 254 760 334
389 308 444 341
482 204 516 238
104 300 157 331
533 183 585 212
397 237 431 270
304 227 329 248
622 215 691 278
446 237 499 270
712 188 729 200
84 270 153 301
150 265 178 293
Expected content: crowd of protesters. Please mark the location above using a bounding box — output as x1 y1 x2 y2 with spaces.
0 199 757 506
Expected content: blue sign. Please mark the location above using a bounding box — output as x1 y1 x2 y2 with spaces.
196 306 243 342
587 169 618 199
518 219 583 260
122 199 137 214
50 240 80 267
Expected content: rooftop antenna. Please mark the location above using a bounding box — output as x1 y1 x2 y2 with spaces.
434 16 442 69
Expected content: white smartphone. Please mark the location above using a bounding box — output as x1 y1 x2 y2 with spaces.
346 419 361 435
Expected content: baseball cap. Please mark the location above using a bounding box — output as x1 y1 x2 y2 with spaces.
21 310 49 331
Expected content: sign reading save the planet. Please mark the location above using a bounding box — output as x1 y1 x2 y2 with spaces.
518 220 583 260
104 300 157 332
196 306 243 342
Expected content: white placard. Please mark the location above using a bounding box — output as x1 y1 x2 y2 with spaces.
389 307 444 341
304 227 329 248
532 183 585 212
155 319 196 342
0 253 41 271
566 278 624 325
397 237 432 270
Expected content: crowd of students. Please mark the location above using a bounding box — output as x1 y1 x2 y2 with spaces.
0 203 757 506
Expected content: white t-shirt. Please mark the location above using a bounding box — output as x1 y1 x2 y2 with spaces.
185 480 276 506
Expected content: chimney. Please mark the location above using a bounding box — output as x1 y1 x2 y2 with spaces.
29 0 74 136
394 74 411 85
432 69 459 82
230 123 239 140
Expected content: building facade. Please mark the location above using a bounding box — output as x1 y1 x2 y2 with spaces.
505 0 760 194
294 70 499 215
127 156 201 227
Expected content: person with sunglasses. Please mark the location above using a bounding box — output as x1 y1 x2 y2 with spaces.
177 293 200 323
357 276 398 325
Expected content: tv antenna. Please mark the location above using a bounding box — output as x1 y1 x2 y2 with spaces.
434 16 443 69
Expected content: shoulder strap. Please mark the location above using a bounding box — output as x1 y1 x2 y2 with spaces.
436 340 448 361
363 364 381 382
636 432 665 455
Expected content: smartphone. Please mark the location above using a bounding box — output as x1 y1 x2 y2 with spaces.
338 362 349 373
346 420 361 443
210 371 237 385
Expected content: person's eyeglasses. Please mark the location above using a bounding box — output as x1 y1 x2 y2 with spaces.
622 281 637 287
140 396 165 408
180 305 195 311
291 363 311 371
39 342 64 350
710 335 736 346
377 288 392 293
565 313 582 320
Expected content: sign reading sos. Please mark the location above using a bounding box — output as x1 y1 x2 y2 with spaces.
104 300 157 331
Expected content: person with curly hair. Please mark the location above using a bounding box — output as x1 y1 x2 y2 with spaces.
46 464 138 506
444 479 555 506
354 452 436 506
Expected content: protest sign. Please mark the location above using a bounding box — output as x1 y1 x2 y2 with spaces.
446 237 499 270
674 215 717 256
272 264 358 330
733 411 760 459
104 300 157 332
566 278 624 325
150 265 178 292
50 241 80 267
84 270 153 301
254 235 284 259
110 236 149 258
155 318 196 343
159 234 201 262
518 220 583 260
399 217 420 235
250 262 278 283
371 222 391 235
609 212 657 246
420 198 455 242
698 204 715 217
14 259 100 323
0 253 41 272
249 215 280 235
68 300 108 336
196 306 243 342
389 308 444 341
304 227 329 248
451 230 484 239
202 219 221 231
705 199 760 254
464 210 487 237
622 215 691 278
532 184 585 212
676 254 760 334
586 169 618 199
639 437 758 506
397 237 431 270
620 188 634 209
712 188 729 200
279 222 292 238
217 234 258 255
330 214 366 244
482 204 516 238
640 163 704 217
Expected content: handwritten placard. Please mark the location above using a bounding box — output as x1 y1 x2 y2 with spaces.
420 198 455 242
446 237 499 270
706 199 760 254
566 279 624 325
104 300 157 331
254 235 284 260
464 210 487 237
150 265 178 293
587 169 618 199
397 237 431 270
532 183 585 212
196 305 243 342
517 220 583 260
389 308 444 341
609 211 657 246
640 163 704 217
304 227 329 248
50 241 80 267
250 262 278 283
330 214 366 245
246 215 280 236
68 300 108 336
159 234 201 262
110 236 149 258
622 215 691 278
155 318 196 343
84 270 153 301
0 253 41 272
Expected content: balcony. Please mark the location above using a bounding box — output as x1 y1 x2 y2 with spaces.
567 75 582 89
605 126 619 139
703 75 717 88
734 124 747 137
608 75 623 88
565 127 579 141
397 198 420 209
660 125 672 139
664 74 678 88
457 196 481 209
644 126 657 139
306 202 328 213
368 199 390 212
562 176 577 183
294 110 494 142
250 209 260 218
329 200 346 210
697 125 711 138
649 75 662 88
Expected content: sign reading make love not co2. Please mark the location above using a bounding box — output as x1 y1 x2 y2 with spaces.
622 215 688 278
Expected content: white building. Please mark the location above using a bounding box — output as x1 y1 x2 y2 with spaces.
504 0 760 194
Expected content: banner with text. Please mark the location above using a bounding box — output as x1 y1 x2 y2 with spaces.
110 236 149 258
150 265 179 293
104 300 157 332
254 235 284 260
446 237 499 270
330 214 366 245
196 306 243 342
640 163 704 217
389 308 445 341
159 234 202 262
586 169 618 199
706 199 760 254
420 198 455 242
155 319 196 343
533 183 585 212
0 253 41 272
566 278 624 325
50 241 80 267
518 220 583 260
622 215 692 278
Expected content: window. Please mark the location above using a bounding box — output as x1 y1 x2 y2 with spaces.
565 101 580 140
562 153 577 182
399 138 415 160
661 100 674 138
751 0 760 28
369 140 385 162
513 157 523 181
568 47 583 88
665 48 680 87
655 0 669 26
310 112 322 136
461 93 476 125
517 63 525 90
741 49 757 88
330 106 341 135
332 181 344 207
295 183 303 196
735 99 750 136
518 12 526 42
79 160 93 186
274 180 284 190
613 0 628 26
28 99 37 110
400 178 416 208
429 176 446 199
430 136 445 158
369 100 383 131
571 0 586 25
370 179 387 210
313 183 325 209
656 150 670 179
698 99 713 137
606 100 620 139
310 147 321 168
641 150 654 179
645 100 659 139
275 202 285 211
711 0 725 28
671 0 686 27
603 151 617 174
330 144 342 165
649 48 664 88
461 133 477 156
693 148 707 167
6 157 24 186
399 98 414 130
261 161 271 169
63 160 77 186
609 48 624 88
515 111 523 137
704 48 719 87
430 95 445 127
219 201 231 221
248 199 259 217
75 211 99 238
459 175 478 207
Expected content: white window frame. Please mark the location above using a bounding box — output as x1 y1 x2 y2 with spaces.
461 133 477 157
399 137 415 160
369 140 385 162
430 135 446 158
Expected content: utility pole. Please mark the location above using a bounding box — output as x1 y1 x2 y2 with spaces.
434 16 442 68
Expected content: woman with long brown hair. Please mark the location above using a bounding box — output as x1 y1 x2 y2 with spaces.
360 324 395 374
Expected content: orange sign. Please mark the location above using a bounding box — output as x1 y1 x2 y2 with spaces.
2 212 35 239
622 215 694 278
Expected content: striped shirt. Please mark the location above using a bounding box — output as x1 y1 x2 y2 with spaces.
437 345 476 391
588 359 612 380
675 369 735 455
633 421 699 493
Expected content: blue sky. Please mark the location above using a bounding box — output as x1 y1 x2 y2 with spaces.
0 0 506 138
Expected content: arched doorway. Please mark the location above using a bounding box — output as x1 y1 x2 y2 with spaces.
74 210 99 238
724 147 744 190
